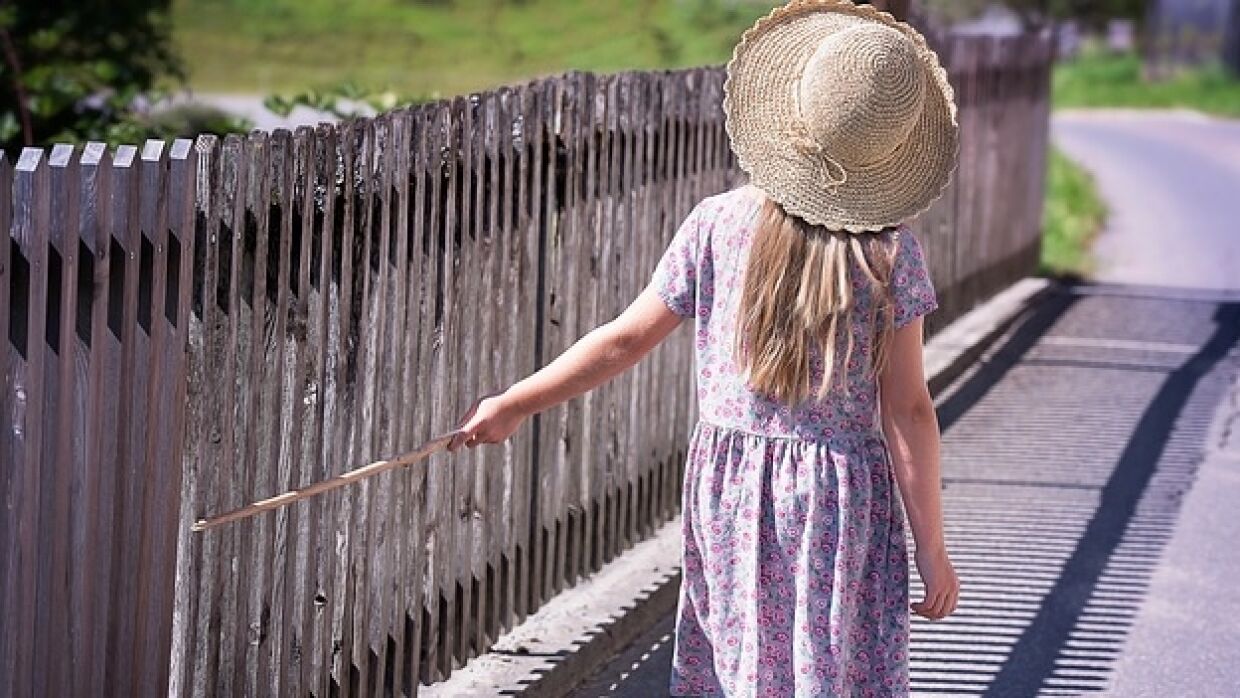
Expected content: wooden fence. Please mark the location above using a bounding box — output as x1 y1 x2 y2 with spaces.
0 33 1053 698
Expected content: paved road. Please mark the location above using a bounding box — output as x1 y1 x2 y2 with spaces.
569 111 1240 696
1052 110 1240 292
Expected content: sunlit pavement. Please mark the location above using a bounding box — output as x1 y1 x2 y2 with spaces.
568 111 1240 696
1053 110 1240 293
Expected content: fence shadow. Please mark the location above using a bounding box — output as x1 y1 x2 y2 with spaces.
912 283 1240 696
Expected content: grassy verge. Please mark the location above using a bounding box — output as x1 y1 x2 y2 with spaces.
1053 47 1240 117
169 0 774 97
1040 147 1106 278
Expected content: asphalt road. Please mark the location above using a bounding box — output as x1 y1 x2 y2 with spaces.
1052 110 1240 292
568 111 1240 696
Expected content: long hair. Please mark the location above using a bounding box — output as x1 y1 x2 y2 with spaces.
734 195 900 408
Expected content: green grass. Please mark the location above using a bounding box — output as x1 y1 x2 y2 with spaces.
1040 147 1106 278
1053 46 1240 117
170 0 778 97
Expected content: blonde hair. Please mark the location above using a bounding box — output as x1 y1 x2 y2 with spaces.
734 195 900 408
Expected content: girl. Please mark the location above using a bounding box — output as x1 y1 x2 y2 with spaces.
449 1 960 694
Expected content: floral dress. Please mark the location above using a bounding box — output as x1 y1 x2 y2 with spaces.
651 186 939 697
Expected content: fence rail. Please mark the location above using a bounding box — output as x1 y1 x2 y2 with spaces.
1 31 1053 698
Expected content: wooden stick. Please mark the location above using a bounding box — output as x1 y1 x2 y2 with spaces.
191 432 459 532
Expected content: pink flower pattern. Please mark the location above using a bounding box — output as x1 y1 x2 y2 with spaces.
650 187 938 697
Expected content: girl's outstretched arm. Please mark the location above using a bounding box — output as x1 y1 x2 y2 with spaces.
447 285 687 451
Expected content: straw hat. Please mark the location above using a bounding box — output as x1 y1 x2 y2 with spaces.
723 0 959 233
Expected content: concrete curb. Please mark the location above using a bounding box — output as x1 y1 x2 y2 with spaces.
424 276 1056 698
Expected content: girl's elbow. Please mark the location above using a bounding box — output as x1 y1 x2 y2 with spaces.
885 390 936 424
602 322 653 365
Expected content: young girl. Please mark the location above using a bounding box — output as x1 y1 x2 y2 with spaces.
449 1 960 694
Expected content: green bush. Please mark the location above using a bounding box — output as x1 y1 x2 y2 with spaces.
1 2 178 151
1054 46 1240 117
1041 147 1106 278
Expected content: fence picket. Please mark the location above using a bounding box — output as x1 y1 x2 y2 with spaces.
0 151 12 693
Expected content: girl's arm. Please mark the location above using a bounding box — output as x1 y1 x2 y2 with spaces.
879 316 960 621
448 285 686 450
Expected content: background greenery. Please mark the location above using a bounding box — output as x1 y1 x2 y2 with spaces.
1053 45 1240 118
1040 147 1107 277
169 0 777 99
8 0 1234 280
0 0 183 150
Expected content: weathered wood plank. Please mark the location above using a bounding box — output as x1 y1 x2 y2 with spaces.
345 116 379 697
230 131 272 698
505 81 534 632
158 138 197 695
512 83 538 627
419 102 451 685
0 151 12 694
102 143 144 698
402 104 432 693
631 74 656 546
260 129 295 697
40 143 78 698
331 118 363 698
307 123 341 698
361 114 394 691
279 124 319 697
370 113 397 695
453 93 479 668
7 148 50 698
384 105 415 698
167 132 210 698
539 76 565 606
370 109 404 698
188 134 229 698
210 133 249 698
462 90 491 660
481 88 505 651
70 141 109 697
614 73 637 554
577 71 601 585
132 138 172 698
591 73 615 568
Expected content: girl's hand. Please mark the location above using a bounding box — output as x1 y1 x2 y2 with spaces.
448 391 526 452
911 546 960 621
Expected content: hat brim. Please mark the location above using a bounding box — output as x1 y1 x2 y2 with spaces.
723 1 960 233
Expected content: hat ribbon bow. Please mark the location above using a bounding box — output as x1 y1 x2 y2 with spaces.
787 119 849 195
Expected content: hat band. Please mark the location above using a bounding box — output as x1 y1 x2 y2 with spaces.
787 119 849 195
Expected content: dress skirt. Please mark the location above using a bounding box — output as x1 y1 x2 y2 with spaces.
669 421 911 697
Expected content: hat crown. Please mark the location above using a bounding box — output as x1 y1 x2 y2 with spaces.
796 23 927 167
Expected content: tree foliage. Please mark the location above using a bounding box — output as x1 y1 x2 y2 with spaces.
0 0 190 151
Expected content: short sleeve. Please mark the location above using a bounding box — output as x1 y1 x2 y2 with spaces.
650 205 702 318
890 228 939 329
